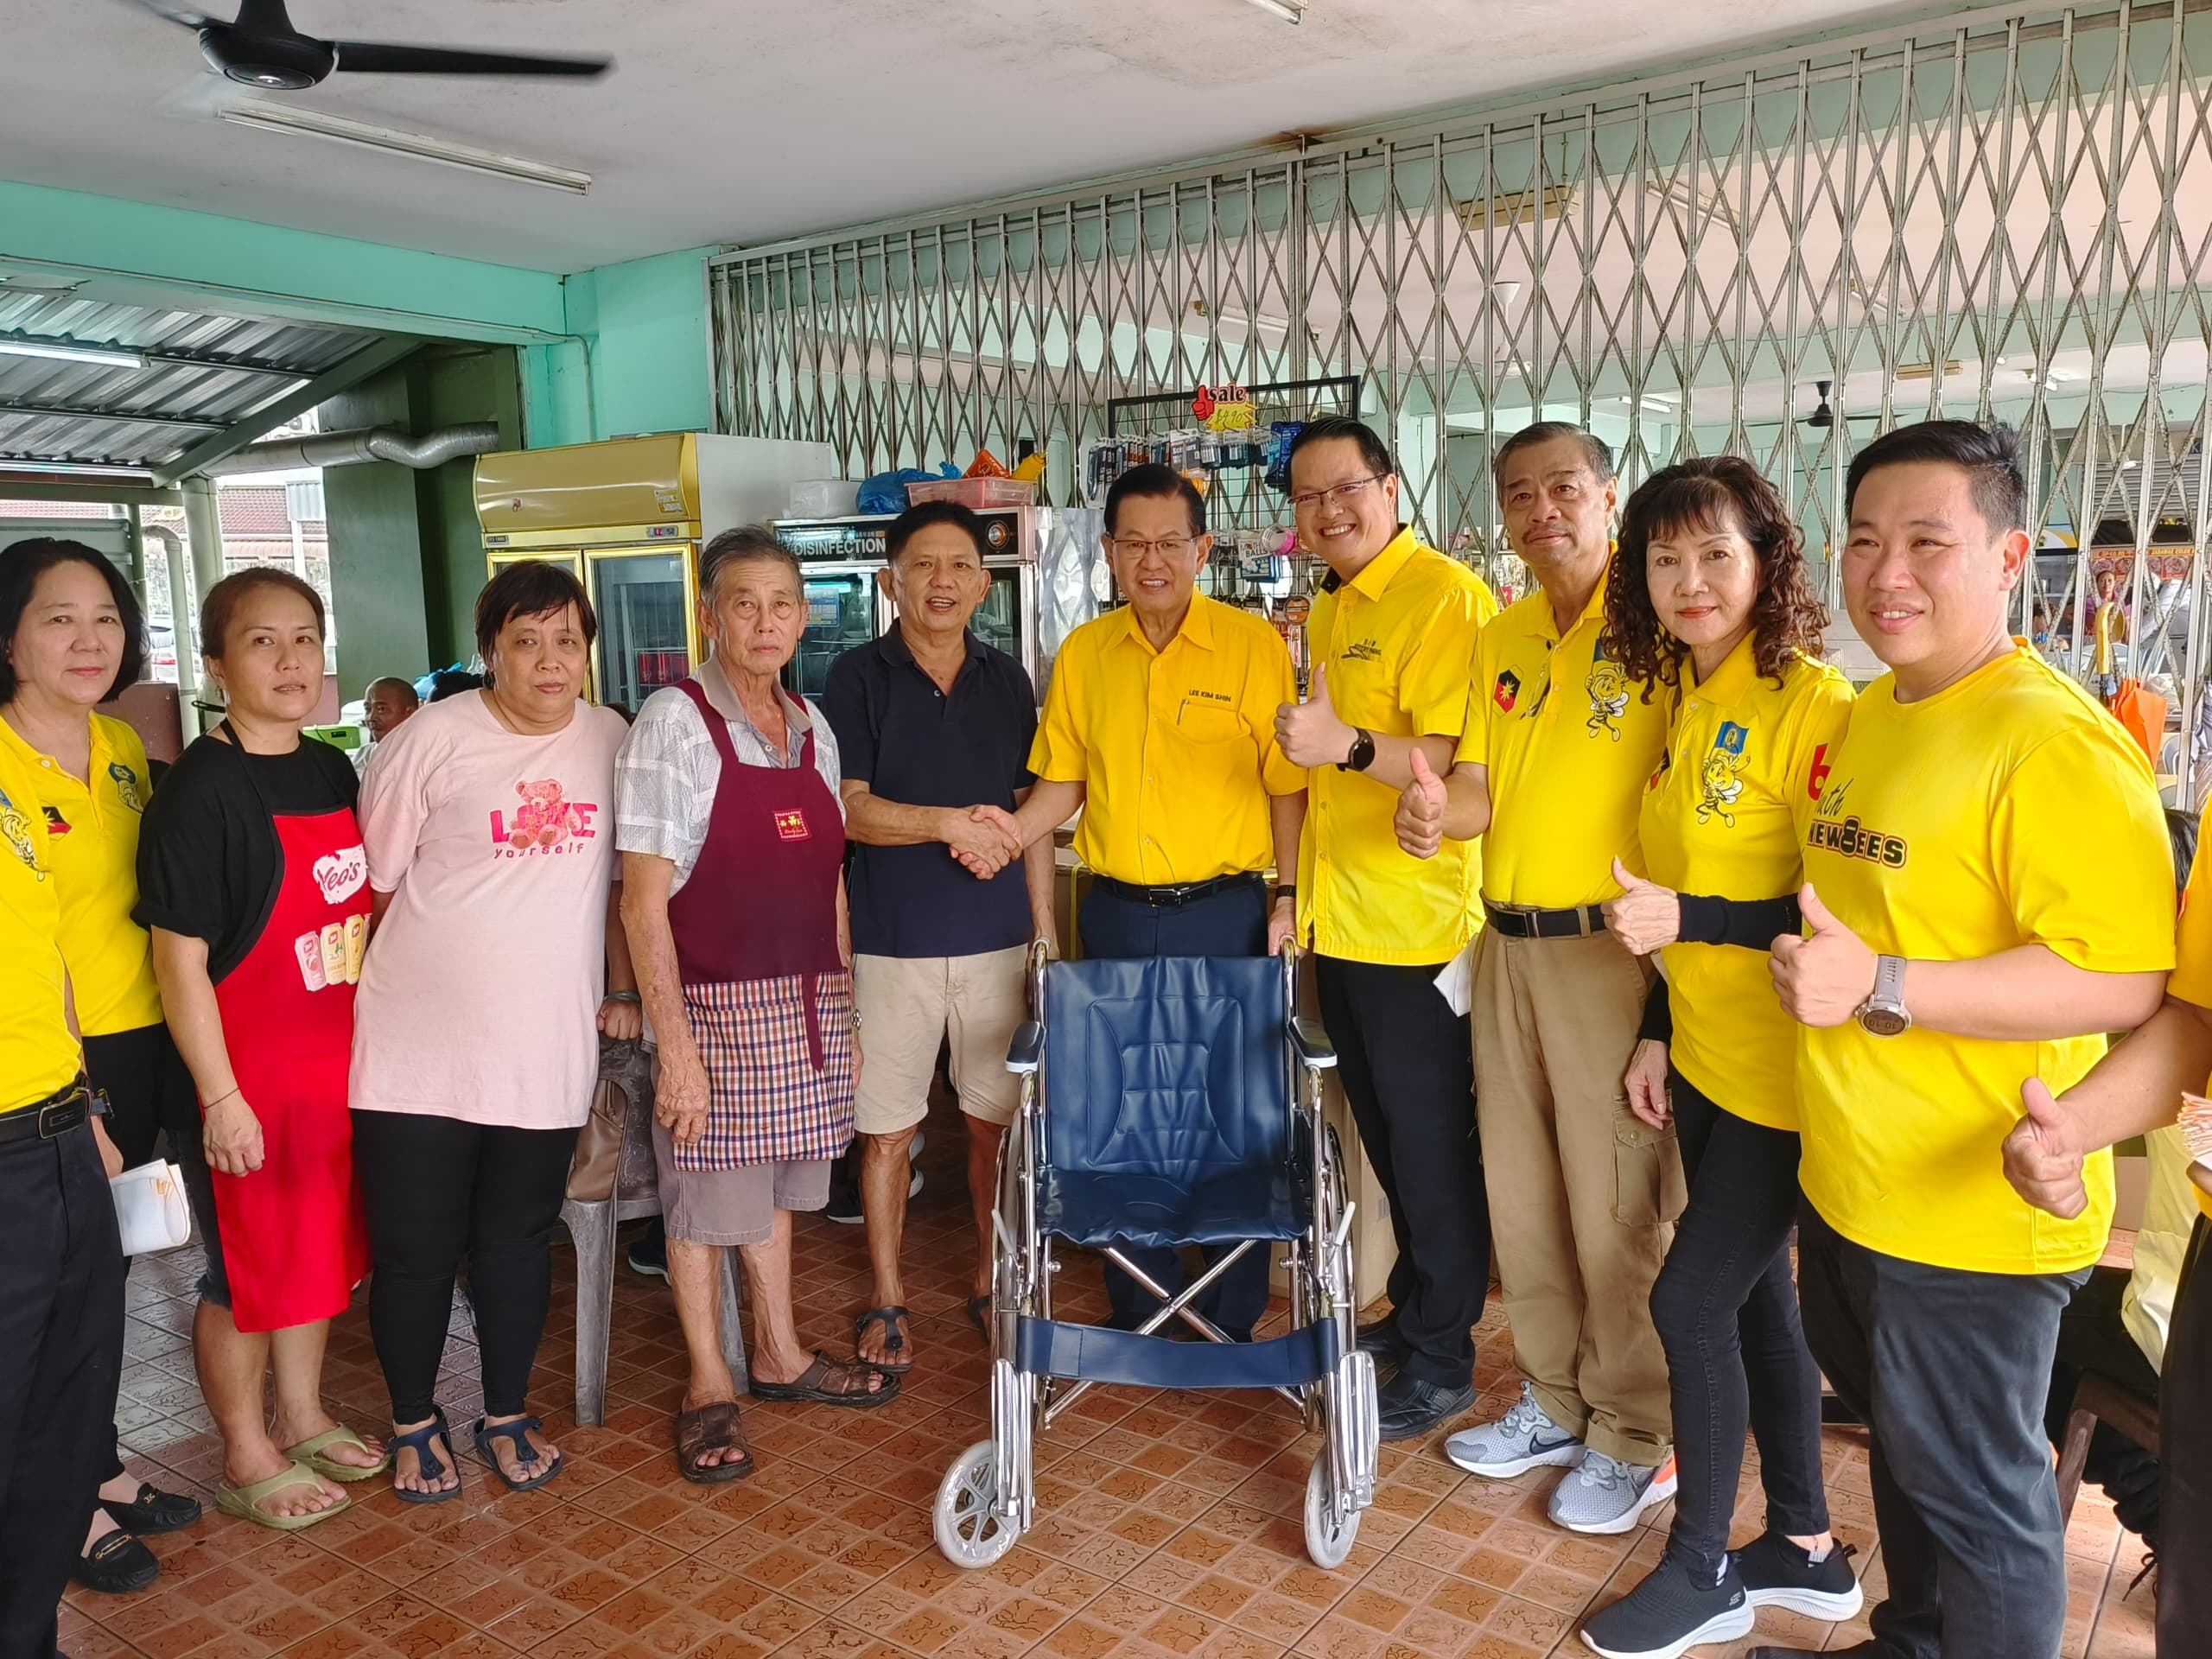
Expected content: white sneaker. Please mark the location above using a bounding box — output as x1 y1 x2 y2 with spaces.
1443 1382 1586 1478
1548 1451 1677 1535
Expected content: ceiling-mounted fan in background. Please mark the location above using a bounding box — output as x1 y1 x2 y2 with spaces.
117 0 612 89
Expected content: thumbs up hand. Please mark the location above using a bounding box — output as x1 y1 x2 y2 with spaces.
2002 1077 2091 1219
1768 882 1879 1027
1395 747 1449 859
1602 857 1681 956
1275 660 1358 767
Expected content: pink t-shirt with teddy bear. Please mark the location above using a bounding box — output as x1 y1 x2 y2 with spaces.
349 690 629 1130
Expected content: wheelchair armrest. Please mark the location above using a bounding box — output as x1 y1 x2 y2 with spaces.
1006 1020 1045 1075
1291 1016 1337 1071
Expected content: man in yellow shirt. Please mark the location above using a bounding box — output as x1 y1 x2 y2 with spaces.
1396 423 1678 1533
1003 462 1306 1339
0 735 125 1659
1758 421 2174 1659
1269 416 1497 1442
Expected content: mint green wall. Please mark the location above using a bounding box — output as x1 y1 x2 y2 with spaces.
518 246 718 448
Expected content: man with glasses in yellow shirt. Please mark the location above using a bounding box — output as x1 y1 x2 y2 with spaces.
999 462 1306 1340
1756 421 2174 1659
1270 416 1498 1442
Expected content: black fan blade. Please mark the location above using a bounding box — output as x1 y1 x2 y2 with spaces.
331 41 611 77
111 0 215 28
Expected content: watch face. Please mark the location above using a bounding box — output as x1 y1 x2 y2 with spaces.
1859 1005 1911 1038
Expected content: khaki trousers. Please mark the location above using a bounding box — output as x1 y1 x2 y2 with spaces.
1472 925 1683 1467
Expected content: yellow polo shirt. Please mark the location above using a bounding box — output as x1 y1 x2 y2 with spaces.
2157 833 2212 1223
1300 529 1498 964
1796 646 2176 1273
0 739 78 1114
0 713 162 1037
1639 642 1853 1130
1458 574 1669 908
1030 593 1304 886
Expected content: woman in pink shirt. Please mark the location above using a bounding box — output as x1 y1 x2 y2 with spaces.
349 563 640 1502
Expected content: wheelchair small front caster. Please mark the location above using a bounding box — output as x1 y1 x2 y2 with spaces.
934 1440 1022 1568
1302 1455 1360 1569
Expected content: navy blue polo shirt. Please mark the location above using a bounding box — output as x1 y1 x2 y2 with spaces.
823 627 1039 959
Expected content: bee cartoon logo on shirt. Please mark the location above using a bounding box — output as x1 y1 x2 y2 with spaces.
1696 721 1750 826
1586 652 1629 741
0 786 44 878
774 808 810 842
106 762 144 814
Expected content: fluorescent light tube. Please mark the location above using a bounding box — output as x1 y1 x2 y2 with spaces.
0 459 156 478
217 103 592 195
1240 0 1306 22
0 336 147 371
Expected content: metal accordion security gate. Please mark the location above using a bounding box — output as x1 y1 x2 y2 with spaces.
714 0 2212 803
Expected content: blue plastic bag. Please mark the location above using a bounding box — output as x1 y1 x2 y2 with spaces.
856 464 957 515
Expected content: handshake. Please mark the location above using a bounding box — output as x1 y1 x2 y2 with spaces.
945 804 1028 879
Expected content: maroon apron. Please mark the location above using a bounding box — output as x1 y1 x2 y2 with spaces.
664 677 854 1170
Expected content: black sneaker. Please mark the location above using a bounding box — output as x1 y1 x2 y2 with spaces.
626 1224 667 1278
1375 1370 1474 1442
824 1157 924 1225
1580 1554 1752 1659
1733 1532 1865 1621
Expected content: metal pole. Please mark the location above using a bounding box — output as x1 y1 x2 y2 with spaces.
181 475 226 611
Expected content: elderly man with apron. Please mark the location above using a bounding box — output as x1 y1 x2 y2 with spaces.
619 527 895 1485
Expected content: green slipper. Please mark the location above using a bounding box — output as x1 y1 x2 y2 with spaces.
283 1426 391 1483
215 1462 350 1531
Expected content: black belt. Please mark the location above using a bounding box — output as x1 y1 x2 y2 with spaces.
1484 901 1608 940
0 1077 99 1145
1092 872 1265 909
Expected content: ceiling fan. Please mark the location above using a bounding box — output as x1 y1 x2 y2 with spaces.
119 0 611 90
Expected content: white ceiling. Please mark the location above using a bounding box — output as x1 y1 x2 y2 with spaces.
3 0 1901 274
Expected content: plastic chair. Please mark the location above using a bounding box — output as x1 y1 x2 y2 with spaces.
2056 1370 2162 1524
561 1037 748 1427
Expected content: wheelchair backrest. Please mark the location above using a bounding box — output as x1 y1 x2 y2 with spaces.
1039 954 1289 1185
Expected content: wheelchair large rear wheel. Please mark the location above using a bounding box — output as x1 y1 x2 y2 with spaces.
935 1441 1022 1568
1303 1453 1360 1569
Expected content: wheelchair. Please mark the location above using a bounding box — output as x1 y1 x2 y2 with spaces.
931 943 1379 1571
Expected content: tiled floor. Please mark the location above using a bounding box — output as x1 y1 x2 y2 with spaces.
71 1103 2161 1659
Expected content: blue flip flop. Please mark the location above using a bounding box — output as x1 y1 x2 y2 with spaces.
390 1408 461 1505
473 1414 563 1493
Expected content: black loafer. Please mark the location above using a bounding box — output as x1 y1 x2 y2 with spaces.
100 1481 201 1535
1355 1316 1412 1369
1375 1371 1474 1442
75 1528 160 1594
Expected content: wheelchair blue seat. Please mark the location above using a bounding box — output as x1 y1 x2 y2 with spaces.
1035 954 1305 1250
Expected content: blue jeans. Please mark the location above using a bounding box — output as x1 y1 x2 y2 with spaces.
1078 874 1273 1341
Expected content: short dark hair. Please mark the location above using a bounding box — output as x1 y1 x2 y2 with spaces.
474 561 598 683
0 537 147 703
1603 457 1827 700
2166 806 2198 896
699 525 800 599
1491 421 1616 487
887 500 988 563
1285 416 1395 487
201 568 323 663
365 675 419 706
1103 463 1207 537
1845 419 2026 534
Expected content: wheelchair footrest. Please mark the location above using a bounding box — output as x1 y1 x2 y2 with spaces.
1015 1316 1340 1390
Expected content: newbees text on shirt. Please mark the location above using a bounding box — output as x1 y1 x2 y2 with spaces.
1794 645 2174 1274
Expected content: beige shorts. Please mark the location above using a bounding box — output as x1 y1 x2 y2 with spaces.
852 945 1029 1135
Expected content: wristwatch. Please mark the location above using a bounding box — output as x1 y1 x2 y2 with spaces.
1856 955 1911 1037
1339 728 1376 772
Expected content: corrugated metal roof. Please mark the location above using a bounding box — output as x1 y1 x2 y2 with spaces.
0 289 384 471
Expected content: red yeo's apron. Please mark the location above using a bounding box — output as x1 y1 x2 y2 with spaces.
205 785 372 1332
664 677 853 1171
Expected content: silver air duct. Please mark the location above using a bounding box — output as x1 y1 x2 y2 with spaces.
200 422 499 478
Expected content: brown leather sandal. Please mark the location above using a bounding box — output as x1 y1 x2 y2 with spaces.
748 1351 901 1408
672 1400 754 1484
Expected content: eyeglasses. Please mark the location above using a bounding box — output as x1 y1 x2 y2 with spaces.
1109 536 1198 559
1288 474 1386 514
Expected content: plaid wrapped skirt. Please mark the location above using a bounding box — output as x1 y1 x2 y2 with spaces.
676 969 855 1171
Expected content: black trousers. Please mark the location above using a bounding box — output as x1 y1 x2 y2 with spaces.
1078 875 1273 1340
2041 1263 2163 1541
1649 1071 1828 1575
351 1110 580 1424
1797 1201 2081 1659
0 1119 124 1659
81 1022 196 1488
2161 1214 2210 1656
1313 953 1485 1389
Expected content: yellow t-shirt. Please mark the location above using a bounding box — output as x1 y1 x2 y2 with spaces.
1796 646 2177 1273
0 739 79 1113
2155 830 2212 1223
1300 529 1498 965
0 713 162 1037
1029 593 1304 886
1458 574 1669 908
1640 642 1854 1129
